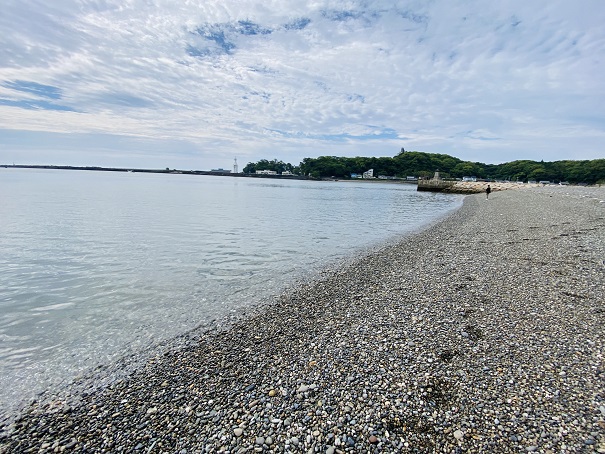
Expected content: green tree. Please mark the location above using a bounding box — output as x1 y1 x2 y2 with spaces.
243 159 296 174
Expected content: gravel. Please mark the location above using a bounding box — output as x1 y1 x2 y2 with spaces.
1 185 604 453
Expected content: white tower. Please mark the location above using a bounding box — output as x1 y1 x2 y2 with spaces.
233 157 239 174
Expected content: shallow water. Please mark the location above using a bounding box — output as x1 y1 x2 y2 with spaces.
0 169 462 416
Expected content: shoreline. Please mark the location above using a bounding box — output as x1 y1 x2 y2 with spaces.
2 186 604 453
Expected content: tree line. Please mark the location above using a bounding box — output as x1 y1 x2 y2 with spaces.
242 159 296 174
243 151 605 184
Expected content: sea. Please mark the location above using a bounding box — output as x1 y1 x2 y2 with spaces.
0 168 462 420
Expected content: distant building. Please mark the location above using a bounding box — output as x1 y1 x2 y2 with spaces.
462 176 477 182
281 170 294 176
256 170 277 175
363 169 374 179
211 168 230 173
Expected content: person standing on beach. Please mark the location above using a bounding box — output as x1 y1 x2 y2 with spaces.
486 184 491 200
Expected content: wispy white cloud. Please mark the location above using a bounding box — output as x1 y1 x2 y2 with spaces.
0 0 603 168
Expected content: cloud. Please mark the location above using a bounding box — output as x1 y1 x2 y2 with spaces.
0 0 604 168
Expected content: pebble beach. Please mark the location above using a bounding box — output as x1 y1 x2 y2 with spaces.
1 186 604 453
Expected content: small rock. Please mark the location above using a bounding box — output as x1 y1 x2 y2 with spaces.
454 430 464 440
369 435 378 444
146 407 158 414
234 428 244 437
256 437 265 445
268 389 277 397
526 446 538 452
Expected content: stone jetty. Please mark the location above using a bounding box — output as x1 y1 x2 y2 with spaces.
1 186 604 453
418 177 542 194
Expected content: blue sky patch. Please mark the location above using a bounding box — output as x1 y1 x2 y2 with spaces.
235 20 272 36
284 18 311 30
194 26 236 54
0 98 76 112
191 21 275 57
321 10 363 22
3 80 63 100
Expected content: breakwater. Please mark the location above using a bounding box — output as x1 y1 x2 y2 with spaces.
418 178 543 194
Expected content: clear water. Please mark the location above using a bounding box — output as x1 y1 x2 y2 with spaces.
0 168 462 417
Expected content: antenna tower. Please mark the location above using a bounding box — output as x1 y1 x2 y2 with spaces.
233 157 239 174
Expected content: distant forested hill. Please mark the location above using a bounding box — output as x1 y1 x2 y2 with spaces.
245 151 604 184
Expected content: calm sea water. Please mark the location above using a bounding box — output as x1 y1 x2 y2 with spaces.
0 168 462 417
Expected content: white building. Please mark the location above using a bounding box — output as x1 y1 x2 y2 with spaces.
256 170 277 175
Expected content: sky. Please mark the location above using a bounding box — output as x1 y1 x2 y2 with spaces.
0 0 604 170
